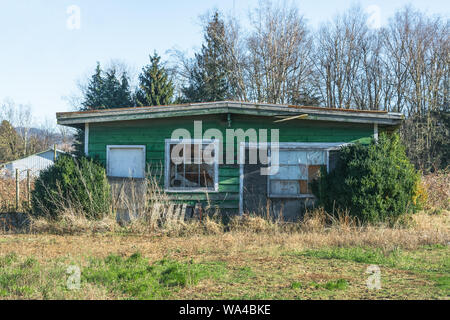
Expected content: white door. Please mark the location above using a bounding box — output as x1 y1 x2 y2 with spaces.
107 146 146 178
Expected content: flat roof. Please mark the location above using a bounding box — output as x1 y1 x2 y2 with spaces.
56 101 404 126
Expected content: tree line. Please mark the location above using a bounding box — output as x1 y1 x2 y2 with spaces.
76 1 448 172
0 100 71 163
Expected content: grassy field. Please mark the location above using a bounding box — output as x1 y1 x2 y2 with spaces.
0 215 448 300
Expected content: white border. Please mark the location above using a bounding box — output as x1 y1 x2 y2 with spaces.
106 145 146 178
374 123 379 141
164 139 219 193
84 123 89 156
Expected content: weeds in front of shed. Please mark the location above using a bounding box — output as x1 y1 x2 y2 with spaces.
17 168 449 251
109 173 226 236
28 173 226 236
110 175 173 231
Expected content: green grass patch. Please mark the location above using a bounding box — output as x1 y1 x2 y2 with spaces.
430 276 450 295
299 247 404 266
0 255 41 298
0 252 18 268
308 279 349 291
82 252 227 299
288 246 450 274
324 279 349 290
290 281 303 290
286 246 449 297
0 253 68 299
231 266 256 283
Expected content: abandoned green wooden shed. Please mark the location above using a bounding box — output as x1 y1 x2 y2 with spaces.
56 101 403 219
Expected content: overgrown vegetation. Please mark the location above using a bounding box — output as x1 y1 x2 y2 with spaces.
31 155 111 219
421 170 450 212
1 172 449 299
1 140 446 301
0 236 448 299
311 134 421 224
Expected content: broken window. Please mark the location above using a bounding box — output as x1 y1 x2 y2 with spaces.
166 140 218 191
268 150 327 197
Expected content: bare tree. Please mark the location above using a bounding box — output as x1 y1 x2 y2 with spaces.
380 7 449 170
0 98 32 155
173 1 314 105
221 15 249 101
246 0 313 104
312 6 370 109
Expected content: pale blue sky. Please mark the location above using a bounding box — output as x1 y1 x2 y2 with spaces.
0 0 448 125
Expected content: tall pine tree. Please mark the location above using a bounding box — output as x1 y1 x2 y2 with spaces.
74 62 133 156
182 11 230 103
81 63 104 111
135 52 174 106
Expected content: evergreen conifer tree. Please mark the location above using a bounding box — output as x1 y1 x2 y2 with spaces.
135 52 174 106
182 11 230 102
74 62 133 156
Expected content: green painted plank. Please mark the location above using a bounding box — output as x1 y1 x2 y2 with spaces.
219 177 240 184
219 168 239 176
165 193 239 201
219 185 239 192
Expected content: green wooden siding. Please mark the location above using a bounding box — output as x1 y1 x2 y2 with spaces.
88 114 376 211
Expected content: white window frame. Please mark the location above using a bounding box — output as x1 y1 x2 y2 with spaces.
84 123 89 156
106 145 146 178
164 139 219 193
238 142 348 215
267 147 328 199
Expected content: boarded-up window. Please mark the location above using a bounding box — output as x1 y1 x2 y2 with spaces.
107 145 146 178
268 150 326 197
166 140 218 191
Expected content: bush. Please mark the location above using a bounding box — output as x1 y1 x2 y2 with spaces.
311 133 420 224
31 155 111 219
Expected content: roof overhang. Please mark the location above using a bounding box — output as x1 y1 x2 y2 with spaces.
56 101 404 127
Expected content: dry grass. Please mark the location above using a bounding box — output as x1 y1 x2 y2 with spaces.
14 169 449 250
1 202 449 300
24 208 449 250
1 172 448 300
1 209 444 256
0 170 444 255
3 169 448 238
29 210 118 235
0 214 448 300
421 170 450 211
0 177 32 212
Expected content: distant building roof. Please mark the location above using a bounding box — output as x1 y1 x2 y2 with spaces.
0 148 67 167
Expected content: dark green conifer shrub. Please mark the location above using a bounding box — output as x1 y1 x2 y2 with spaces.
32 155 111 219
311 134 420 223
